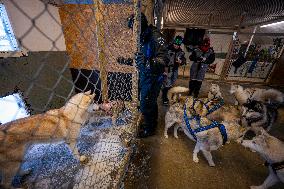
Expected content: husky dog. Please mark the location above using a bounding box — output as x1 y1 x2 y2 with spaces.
241 100 278 131
167 86 189 105
241 129 284 189
167 83 239 124
0 91 95 188
208 83 223 100
164 100 245 166
167 83 223 105
230 84 284 105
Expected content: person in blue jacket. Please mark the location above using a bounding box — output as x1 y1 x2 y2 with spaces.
128 13 169 137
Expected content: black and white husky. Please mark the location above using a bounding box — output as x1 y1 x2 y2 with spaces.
241 100 278 131
230 84 284 106
241 129 284 189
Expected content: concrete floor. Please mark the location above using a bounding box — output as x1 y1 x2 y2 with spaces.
124 79 284 189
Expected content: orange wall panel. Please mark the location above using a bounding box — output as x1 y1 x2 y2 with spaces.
59 4 135 72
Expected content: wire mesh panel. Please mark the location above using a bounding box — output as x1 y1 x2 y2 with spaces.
0 0 140 188
226 31 284 82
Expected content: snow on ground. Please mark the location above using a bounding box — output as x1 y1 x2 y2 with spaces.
0 93 30 124
14 109 133 189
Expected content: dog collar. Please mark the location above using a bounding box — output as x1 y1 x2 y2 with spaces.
265 160 284 174
246 116 264 126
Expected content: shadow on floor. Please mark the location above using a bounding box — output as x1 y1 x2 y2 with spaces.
124 79 284 189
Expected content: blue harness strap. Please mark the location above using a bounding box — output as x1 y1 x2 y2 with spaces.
183 98 228 145
217 124 228 145
206 99 225 115
183 104 198 141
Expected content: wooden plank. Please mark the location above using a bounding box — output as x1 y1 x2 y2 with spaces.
219 14 245 80
59 4 135 72
95 0 108 101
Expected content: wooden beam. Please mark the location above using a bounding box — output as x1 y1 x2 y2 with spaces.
131 0 141 129
219 13 245 80
94 0 108 102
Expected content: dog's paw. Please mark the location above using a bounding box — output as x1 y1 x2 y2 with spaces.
193 156 199 163
174 135 179 139
164 134 169 139
209 162 216 167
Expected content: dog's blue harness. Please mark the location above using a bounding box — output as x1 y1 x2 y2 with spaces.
183 98 228 145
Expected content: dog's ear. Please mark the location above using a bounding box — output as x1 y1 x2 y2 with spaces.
255 102 263 111
260 128 270 137
85 90 91 95
246 98 252 104
91 92 95 98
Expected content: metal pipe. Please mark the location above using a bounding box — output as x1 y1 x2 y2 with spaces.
244 26 258 57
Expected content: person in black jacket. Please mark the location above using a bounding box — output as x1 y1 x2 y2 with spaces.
189 37 215 97
162 36 186 105
128 13 169 137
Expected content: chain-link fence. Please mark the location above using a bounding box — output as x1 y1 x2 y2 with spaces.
226 32 284 82
176 28 284 83
0 0 141 188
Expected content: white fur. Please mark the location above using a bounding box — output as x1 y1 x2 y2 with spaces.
167 86 189 104
230 84 284 105
208 84 223 99
164 99 245 166
241 129 284 189
168 84 222 105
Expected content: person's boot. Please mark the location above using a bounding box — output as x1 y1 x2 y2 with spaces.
162 87 170 105
138 105 158 138
193 81 202 98
189 80 196 96
138 123 155 138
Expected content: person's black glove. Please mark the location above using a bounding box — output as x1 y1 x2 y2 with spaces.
135 52 146 70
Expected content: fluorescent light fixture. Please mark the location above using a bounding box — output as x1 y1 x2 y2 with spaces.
260 20 284 28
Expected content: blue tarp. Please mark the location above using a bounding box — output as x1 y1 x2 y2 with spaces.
64 0 94 4
102 0 132 4
12 109 132 188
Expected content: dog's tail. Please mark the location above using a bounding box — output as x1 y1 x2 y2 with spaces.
168 86 189 105
260 89 284 105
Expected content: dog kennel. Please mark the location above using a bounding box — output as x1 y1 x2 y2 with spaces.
0 0 142 188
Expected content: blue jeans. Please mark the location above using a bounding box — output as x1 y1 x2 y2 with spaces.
139 69 163 129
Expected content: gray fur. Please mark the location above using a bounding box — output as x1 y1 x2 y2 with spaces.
241 129 284 189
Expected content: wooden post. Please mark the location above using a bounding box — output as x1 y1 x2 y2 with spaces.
94 0 108 102
132 0 141 131
219 14 245 80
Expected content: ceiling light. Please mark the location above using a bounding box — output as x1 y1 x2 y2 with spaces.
260 20 284 28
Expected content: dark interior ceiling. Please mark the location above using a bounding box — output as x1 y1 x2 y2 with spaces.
163 0 284 29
